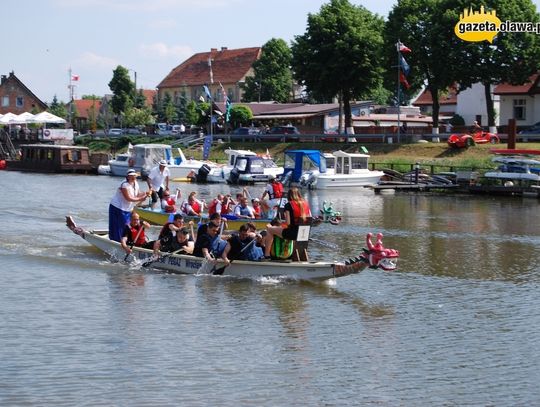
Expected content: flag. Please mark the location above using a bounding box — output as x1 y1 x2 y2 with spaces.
397 41 411 53
202 134 212 160
203 84 212 100
71 74 79 81
208 56 214 84
219 82 232 122
399 54 410 76
399 71 410 89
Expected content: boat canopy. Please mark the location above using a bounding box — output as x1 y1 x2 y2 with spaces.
284 150 327 182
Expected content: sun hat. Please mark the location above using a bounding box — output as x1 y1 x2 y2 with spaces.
126 169 137 176
252 198 260 202
159 159 167 166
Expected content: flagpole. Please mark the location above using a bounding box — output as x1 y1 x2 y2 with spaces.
396 41 401 143
208 54 214 141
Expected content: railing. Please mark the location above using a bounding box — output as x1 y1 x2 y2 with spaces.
369 162 492 174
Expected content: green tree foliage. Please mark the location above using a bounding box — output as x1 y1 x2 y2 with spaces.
108 66 135 115
48 95 68 119
185 100 199 126
123 106 155 127
291 0 385 129
451 0 540 127
385 0 460 129
81 95 101 100
242 38 293 103
134 89 147 109
229 105 253 128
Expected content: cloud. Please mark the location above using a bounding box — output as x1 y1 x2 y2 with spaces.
139 42 193 60
74 52 119 70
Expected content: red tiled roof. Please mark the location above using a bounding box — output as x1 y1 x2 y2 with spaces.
413 85 458 106
141 89 156 107
493 73 540 95
158 47 261 88
73 99 102 119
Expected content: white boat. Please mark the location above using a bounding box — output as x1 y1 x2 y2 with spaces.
66 216 399 281
286 150 384 189
107 152 131 176
108 143 218 178
205 148 283 184
485 156 540 182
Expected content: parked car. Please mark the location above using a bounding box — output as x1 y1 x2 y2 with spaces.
519 122 540 134
447 130 499 148
262 126 301 142
108 128 123 137
225 127 261 141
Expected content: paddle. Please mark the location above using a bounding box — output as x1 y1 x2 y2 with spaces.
124 226 144 261
212 234 259 275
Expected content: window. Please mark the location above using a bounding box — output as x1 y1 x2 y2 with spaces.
1 96 8 107
16 96 23 108
514 99 526 120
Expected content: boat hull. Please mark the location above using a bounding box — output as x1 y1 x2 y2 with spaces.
79 229 367 281
314 172 384 189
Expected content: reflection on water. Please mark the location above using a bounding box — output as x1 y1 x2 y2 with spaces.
2 172 540 405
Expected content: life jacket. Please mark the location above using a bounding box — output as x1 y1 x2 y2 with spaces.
271 180 283 199
128 225 146 246
289 200 311 224
253 205 261 219
164 197 176 213
271 236 294 259
191 200 202 214
208 198 220 215
234 204 252 217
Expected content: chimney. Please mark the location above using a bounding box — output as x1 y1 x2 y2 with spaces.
1 75 6 85
221 47 228 51
210 48 217 52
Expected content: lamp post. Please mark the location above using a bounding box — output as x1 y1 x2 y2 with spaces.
414 162 420 184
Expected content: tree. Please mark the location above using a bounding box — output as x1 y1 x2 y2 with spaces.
385 0 461 129
291 0 385 131
48 95 68 119
184 100 199 126
123 106 155 128
108 65 135 115
242 38 293 103
451 0 540 127
229 105 253 128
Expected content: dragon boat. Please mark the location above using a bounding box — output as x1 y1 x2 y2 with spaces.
66 216 399 282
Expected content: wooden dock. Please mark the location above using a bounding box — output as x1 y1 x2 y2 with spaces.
372 182 460 194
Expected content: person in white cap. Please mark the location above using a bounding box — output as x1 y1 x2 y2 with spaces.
146 159 170 209
109 168 150 242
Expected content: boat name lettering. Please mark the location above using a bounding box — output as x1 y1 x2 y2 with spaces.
185 259 202 269
168 257 182 266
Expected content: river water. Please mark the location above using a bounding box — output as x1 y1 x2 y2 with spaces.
1 171 539 406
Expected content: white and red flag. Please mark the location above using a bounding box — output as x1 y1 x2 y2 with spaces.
397 42 411 53
71 74 80 81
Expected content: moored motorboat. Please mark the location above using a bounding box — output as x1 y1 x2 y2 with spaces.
66 216 399 281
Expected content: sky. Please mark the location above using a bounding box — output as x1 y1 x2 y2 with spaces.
4 0 540 105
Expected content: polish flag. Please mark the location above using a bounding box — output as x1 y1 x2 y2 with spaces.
397 42 412 53
71 74 80 81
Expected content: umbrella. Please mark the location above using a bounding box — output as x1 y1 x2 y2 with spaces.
29 111 66 124
9 112 35 124
0 112 18 124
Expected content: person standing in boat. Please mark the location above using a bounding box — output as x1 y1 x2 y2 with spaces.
120 211 153 255
263 187 312 259
109 169 150 242
147 160 170 209
261 175 285 218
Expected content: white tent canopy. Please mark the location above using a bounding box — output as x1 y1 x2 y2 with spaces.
0 112 19 124
28 111 66 124
9 112 35 124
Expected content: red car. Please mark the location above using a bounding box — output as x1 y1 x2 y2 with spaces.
447 131 500 148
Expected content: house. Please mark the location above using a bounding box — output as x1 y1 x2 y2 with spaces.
493 73 540 128
157 47 261 105
0 71 47 115
71 98 102 132
412 84 458 117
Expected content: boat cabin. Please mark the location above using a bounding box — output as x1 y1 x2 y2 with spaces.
283 150 328 182
6 144 93 173
229 155 270 184
332 150 371 175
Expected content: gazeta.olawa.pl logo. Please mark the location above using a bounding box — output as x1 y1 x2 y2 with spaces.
455 6 540 43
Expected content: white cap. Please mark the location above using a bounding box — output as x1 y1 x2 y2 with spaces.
126 169 137 176
159 160 167 166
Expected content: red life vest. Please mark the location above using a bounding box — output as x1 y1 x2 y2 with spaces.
208 198 220 215
191 200 201 214
253 205 261 219
164 197 176 213
288 200 311 224
271 181 284 199
129 225 146 246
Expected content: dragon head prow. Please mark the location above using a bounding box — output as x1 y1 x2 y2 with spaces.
364 232 399 271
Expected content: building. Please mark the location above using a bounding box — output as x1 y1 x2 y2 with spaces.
157 47 261 105
71 98 102 132
493 73 540 128
0 71 47 115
